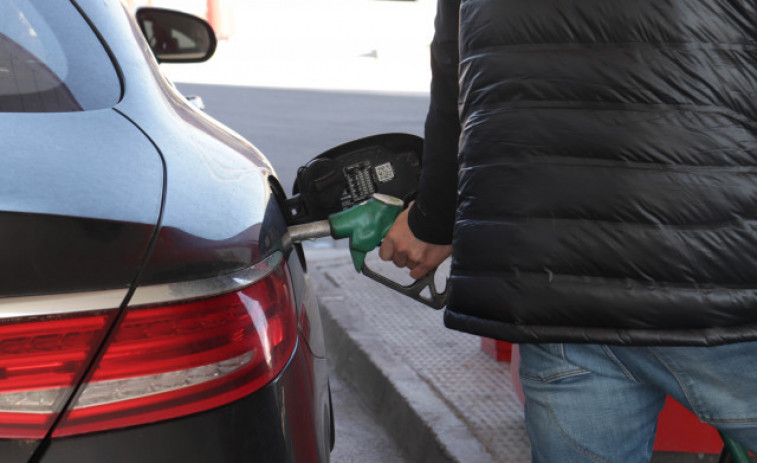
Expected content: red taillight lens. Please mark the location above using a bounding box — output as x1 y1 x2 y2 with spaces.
54 264 297 437
0 258 297 439
0 312 116 439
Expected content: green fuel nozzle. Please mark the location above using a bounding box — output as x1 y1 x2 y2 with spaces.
328 194 404 272
286 193 403 270
286 193 448 310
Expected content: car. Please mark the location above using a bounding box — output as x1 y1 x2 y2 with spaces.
0 1 333 462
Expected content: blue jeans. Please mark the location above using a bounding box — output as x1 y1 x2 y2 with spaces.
519 342 757 463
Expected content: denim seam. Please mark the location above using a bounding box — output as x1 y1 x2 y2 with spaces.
520 369 590 383
602 346 640 383
646 348 706 419
700 417 757 426
544 388 619 463
558 343 566 360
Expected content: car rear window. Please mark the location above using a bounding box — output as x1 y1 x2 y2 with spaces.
0 0 121 112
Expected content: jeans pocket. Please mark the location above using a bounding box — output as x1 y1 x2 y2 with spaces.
519 343 590 383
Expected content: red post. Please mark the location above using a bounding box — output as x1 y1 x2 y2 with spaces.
480 337 513 362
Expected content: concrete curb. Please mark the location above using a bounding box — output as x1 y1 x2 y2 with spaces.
312 253 497 463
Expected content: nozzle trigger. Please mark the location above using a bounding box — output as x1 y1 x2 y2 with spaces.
361 262 449 310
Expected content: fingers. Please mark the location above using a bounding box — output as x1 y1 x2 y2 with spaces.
378 237 394 262
380 235 420 270
378 204 453 280
383 242 413 269
379 207 411 265
405 252 422 271
409 264 432 280
384 243 433 279
409 244 452 280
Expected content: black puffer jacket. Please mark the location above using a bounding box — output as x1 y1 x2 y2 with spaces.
410 0 757 345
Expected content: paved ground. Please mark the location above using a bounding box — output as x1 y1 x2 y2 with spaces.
328 362 408 462
304 244 531 463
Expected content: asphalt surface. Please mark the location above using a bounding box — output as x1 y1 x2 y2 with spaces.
328 362 408 462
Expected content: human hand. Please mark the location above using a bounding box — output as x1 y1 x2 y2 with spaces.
378 204 452 280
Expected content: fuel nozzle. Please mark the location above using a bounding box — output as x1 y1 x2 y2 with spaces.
287 193 448 310
328 193 404 272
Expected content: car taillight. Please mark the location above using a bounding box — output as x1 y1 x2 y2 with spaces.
0 311 117 439
0 254 297 439
55 262 297 437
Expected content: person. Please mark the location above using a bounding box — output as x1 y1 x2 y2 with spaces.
378 1 757 461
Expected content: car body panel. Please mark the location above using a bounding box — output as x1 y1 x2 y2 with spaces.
79 0 283 285
0 111 163 296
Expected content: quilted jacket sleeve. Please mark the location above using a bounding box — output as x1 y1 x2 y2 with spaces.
407 0 461 245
